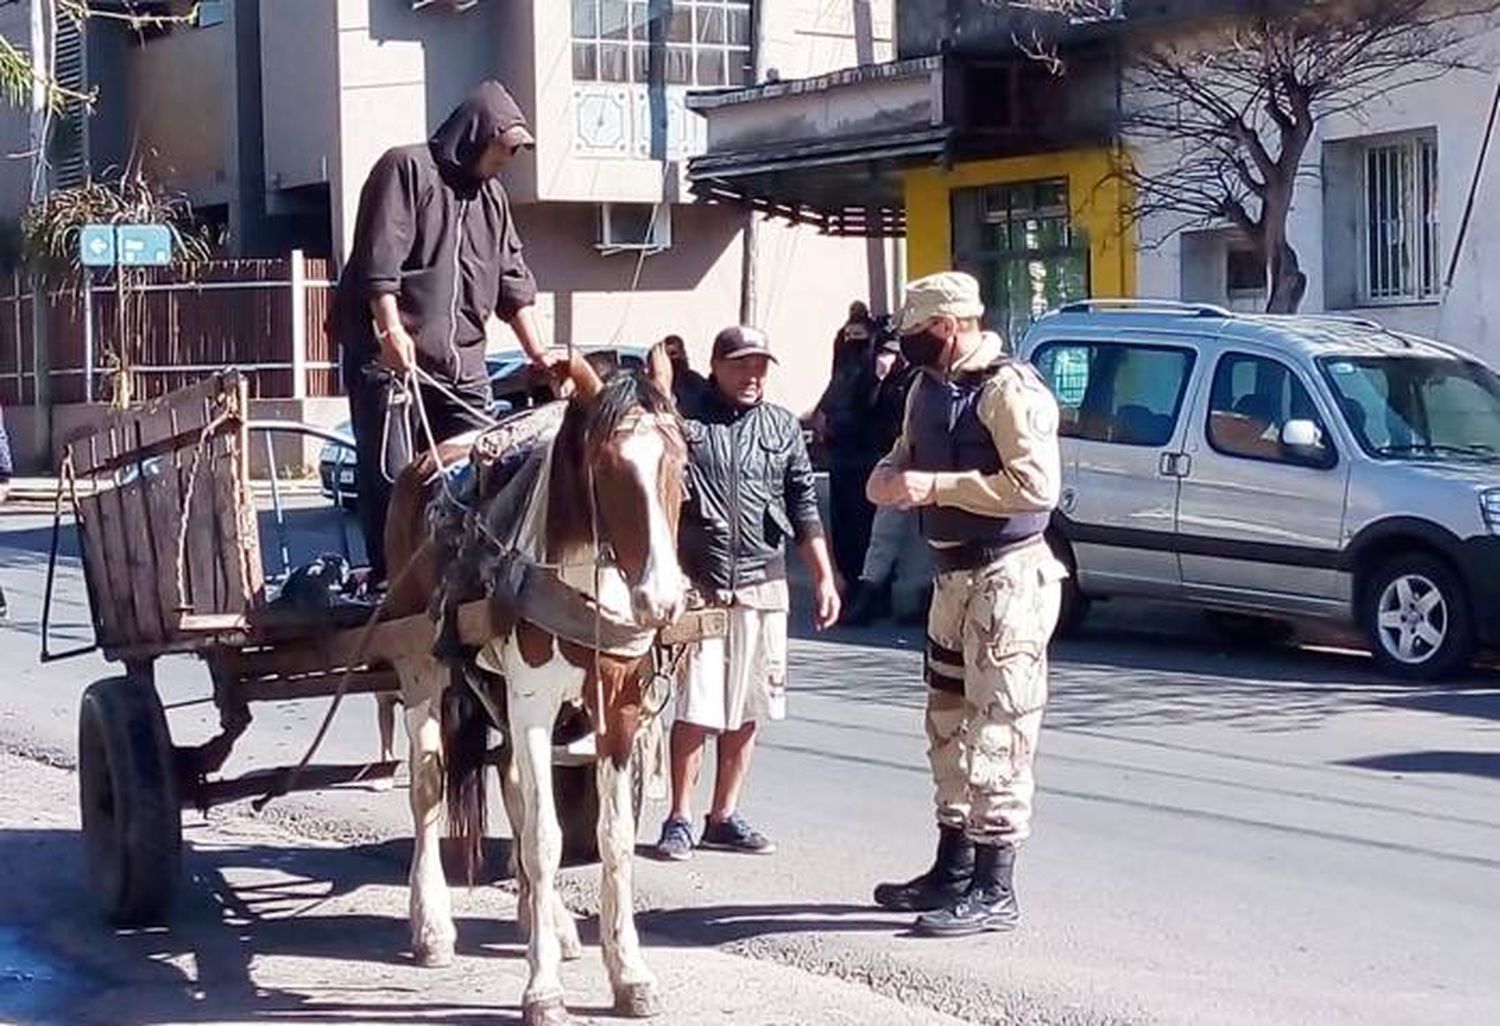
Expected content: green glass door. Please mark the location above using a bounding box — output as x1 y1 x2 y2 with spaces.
952 179 1091 345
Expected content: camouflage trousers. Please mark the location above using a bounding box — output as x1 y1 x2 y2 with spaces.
924 540 1066 846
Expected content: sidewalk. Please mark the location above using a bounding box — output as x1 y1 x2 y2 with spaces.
0 752 963 1026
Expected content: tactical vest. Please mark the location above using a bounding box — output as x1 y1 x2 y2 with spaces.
908 360 1049 546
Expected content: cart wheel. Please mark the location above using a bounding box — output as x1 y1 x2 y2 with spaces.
78 672 183 925
554 759 645 866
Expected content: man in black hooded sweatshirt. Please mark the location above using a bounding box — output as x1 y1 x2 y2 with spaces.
335 80 552 582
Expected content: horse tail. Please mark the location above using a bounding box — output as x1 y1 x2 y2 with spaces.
442 668 488 884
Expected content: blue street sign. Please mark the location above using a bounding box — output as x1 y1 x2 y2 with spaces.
79 225 115 267
79 223 174 268
116 224 173 267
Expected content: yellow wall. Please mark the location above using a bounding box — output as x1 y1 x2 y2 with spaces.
903 148 1135 299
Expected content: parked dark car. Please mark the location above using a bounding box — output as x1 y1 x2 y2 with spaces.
318 345 648 508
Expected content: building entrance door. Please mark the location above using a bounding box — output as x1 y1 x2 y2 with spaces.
952 178 1091 344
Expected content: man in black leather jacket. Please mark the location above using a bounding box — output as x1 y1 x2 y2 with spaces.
653 326 841 860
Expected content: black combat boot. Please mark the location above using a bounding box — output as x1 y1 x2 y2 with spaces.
873 825 974 912
913 843 1019 936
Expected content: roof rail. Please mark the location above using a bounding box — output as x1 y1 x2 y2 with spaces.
1293 313 1385 332
1057 298 1233 318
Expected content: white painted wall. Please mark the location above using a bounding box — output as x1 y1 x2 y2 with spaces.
1134 18 1500 369
260 0 339 191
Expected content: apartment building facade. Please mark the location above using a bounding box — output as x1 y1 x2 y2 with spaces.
0 0 900 415
687 0 1500 373
1138 33 1500 367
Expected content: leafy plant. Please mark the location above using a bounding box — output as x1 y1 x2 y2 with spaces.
20 167 214 286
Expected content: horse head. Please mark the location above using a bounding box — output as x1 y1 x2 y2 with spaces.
547 356 687 629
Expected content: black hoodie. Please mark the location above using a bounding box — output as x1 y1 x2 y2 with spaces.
335 81 537 384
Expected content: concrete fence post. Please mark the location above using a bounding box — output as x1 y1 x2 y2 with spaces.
290 248 308 399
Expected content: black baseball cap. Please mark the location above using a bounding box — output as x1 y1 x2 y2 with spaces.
711 325 778 363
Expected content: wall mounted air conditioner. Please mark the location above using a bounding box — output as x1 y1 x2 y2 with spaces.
596 203 671 256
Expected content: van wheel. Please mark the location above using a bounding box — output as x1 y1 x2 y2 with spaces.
1361 554 1475 681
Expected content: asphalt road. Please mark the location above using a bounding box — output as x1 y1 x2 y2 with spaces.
2 499 1497 1025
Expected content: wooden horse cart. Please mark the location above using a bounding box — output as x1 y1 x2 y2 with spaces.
41 371 712 926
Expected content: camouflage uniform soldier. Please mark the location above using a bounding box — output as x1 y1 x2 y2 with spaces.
867 271 1066 936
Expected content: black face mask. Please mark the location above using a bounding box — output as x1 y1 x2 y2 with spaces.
900 328 948 370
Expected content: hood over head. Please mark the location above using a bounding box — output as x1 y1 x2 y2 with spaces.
429 80 528 182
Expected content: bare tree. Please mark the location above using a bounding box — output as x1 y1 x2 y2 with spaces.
983 0 1126 70
1122 0 1499 312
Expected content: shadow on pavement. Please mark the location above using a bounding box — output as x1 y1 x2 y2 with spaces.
787 581 1500 735
637 902 906 947
1338 750 1500 782
1377 687 1500 723
0 827 530 1026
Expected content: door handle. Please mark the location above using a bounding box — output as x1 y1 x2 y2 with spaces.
1159 453 1192 478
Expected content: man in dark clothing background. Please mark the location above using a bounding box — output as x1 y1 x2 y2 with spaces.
815 311 892 594
841 330 928 626
334 80 553 581
660 333 710 411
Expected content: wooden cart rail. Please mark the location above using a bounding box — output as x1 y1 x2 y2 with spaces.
63 371 263 659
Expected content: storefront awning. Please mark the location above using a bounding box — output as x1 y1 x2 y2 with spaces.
688 125 948 236
686 58 949 237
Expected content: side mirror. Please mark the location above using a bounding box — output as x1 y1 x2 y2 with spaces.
1280 419 1328 464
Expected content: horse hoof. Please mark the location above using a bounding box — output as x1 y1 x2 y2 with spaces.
522 996 571 1026
613 981 663 1018
559 934 584 962
412 941 454 968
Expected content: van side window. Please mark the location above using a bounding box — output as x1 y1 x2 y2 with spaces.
1033 342 1195 447
1207 353 1335 468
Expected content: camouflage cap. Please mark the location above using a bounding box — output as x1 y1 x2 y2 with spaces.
897 271 985 332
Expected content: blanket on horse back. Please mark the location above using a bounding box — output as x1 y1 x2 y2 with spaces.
425 401 660 665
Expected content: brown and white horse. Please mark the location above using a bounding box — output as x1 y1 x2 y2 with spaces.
382 355 686 1025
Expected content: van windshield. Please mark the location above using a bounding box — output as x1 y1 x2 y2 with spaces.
1318 355 1500 461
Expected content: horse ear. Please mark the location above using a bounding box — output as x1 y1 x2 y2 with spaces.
550 351 602 401
647 342 674 398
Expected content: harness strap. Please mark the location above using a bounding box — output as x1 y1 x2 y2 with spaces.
491 550 656 658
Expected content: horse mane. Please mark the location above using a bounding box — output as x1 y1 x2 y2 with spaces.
546 368 680 560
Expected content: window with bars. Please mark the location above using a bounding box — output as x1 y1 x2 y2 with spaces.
1360 135 1439 304
571 0 752 87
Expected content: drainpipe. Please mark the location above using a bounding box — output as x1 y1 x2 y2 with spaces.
737 0 765 325
853 0 890 314
1443 69 1500 295
29 0 53 461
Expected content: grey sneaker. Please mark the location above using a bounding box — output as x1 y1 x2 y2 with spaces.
655 816 695 861
699 813 776 855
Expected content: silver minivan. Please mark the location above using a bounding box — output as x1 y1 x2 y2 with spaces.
1019 300 1500 680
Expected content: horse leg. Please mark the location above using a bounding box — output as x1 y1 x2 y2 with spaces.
378 692 397 761
375 693 398 789
399 658 456 967
510 679 571 1025
500 741 583 962
598 746 660 1017
498 745 533 937
551 890 583 962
